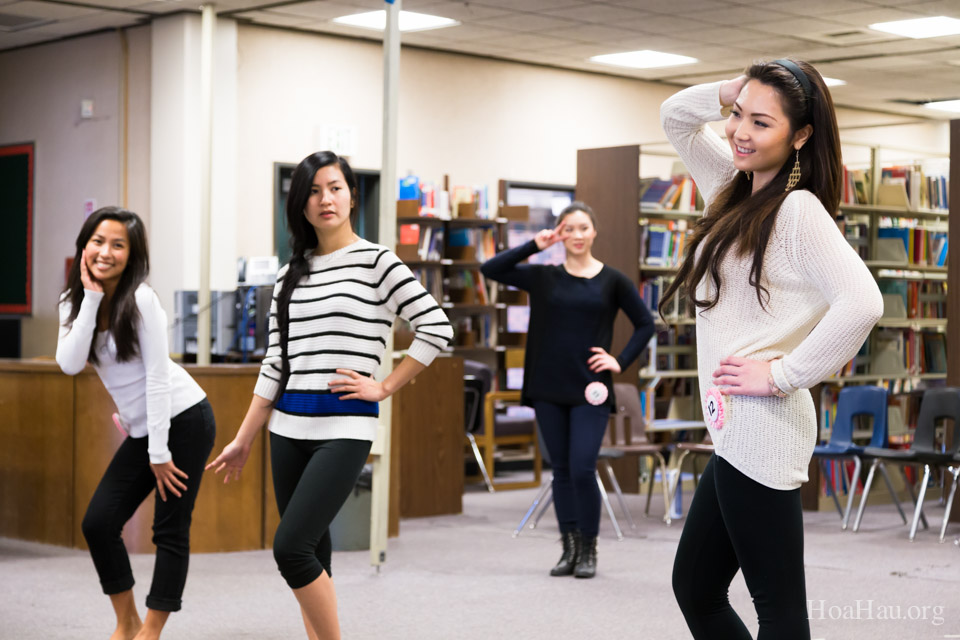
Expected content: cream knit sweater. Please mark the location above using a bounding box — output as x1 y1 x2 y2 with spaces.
661 81 883 489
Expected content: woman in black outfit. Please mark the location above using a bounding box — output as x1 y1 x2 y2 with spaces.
481 201 655 578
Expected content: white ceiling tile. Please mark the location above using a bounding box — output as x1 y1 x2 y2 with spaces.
0 1 101 20
615 14 712 34
235 9 316 27
539 24 642 45
606 0 730 10
267 2 365 20
542 4 649 24
470 0 584 11
413 1 513 21
38 12 143 35
480 32 571 51
825 6 936 27
763 0 878 16
692 6 798 26
907 0 960 15
748 16 864 37
474 12 577 32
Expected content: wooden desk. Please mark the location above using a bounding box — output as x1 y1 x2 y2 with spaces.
1 357 464 552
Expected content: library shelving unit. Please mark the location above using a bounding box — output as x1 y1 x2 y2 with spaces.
393 201 531 364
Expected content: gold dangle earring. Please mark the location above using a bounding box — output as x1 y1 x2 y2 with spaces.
785 148 801 191
743 170 752 180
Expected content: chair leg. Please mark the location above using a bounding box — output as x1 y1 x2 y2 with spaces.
909 465 932 541
644 459 655 517
691 455 699 487
938 466 960 543
877 463 908 524
602 459 637 530
822 458 844 518
665 450 691 519
596 470 623 541
853 458 880 533
842 456 862 531
532 493 554 530
466 433 495 493
513 480 551 537
655 453 673 526
900 466 929 531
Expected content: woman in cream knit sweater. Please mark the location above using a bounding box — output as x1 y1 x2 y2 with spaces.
660 59 882 639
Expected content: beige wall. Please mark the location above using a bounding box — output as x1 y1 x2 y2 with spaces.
0 28 150 357
1 21 951 356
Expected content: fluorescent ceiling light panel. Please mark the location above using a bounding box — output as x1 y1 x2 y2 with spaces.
332 10 458 33
923 99 960 113
590 50 697 69
868 16 960 39
823 77 846 87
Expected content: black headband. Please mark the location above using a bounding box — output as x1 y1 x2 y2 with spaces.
773 58 813 103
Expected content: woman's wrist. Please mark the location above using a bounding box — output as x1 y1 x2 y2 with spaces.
767 369 788 398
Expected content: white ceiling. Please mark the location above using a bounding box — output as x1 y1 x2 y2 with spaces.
2 0 960 119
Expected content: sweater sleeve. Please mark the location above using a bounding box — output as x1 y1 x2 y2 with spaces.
660 81 738 205
613 272 656 370
56 289 103 375
253 268 286 401
479 240 542 290
770 192 884 393
135 287 175 465
377 250 453 367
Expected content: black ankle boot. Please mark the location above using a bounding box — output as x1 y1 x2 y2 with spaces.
550 530 581 576
574 535 597 579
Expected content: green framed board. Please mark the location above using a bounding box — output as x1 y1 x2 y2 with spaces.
0 143 33 314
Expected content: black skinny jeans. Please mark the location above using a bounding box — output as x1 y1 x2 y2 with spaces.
532 401 610 538
270 433 372 589
672 454 810 640
82 399 216 612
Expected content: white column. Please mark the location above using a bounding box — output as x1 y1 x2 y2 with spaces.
150 14 237 351
197 4 216 365
370 0 401 569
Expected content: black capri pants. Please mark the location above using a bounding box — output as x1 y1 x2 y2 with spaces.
82 399 216 612
270 433 372 589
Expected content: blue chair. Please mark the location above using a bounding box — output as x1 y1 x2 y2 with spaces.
854 387 960 541
813 386 904 530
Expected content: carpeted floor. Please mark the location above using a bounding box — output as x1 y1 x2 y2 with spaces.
2 476 959 639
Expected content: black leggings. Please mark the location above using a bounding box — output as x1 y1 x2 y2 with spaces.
672 455 810 640
270 433 372 589
82 399 216 612
532 401 610 538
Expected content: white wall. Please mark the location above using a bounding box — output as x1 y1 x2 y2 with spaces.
2 22 953 356
0 28 150 357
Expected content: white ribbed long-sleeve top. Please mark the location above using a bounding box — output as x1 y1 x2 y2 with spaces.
661 81 883 489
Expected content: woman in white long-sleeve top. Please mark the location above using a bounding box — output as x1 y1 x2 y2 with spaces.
56 207 215 640
659 60 883 639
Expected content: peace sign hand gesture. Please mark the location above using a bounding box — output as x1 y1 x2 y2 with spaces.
79 255 103 293
534 222 567 251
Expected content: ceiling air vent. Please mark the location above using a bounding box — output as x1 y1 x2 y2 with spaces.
0 13 55 33
798 28 896 47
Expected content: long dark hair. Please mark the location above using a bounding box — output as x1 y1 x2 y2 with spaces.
274 150 358 401
660 59 841 317
61 207 150 364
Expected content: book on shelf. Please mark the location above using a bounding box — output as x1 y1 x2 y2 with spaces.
877 222 948 267
836 214 869 259
447 269 491 305
397 223 444 261
879 165 949 211
841 166 871 205
641 218 689 267
879 280 947 320
639 176 700 212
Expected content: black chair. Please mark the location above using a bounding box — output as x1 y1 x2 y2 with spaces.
463 360 541 491
854 387 960 541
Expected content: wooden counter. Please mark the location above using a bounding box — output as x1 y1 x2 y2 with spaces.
0 357 464 552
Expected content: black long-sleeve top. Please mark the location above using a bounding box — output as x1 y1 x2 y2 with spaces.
481 240 655 410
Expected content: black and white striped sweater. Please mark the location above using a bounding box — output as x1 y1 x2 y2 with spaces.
254 238 453 442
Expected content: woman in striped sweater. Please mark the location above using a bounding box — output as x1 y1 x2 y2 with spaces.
206 151 452 639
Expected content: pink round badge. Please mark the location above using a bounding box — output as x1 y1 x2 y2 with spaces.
585 382 609 406
704 387 725 430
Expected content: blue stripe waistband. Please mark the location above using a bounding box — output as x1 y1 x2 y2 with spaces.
275 392 379 417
